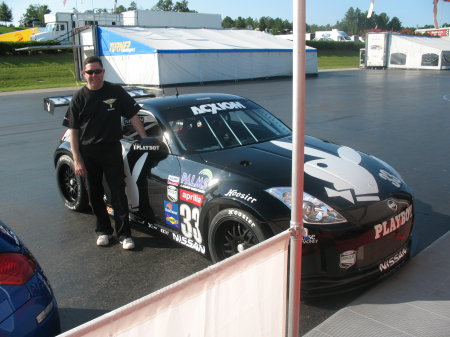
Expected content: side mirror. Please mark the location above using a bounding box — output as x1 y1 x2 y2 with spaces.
132 137 169 157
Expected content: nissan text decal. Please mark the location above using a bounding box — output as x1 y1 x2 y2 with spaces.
190 101 246 115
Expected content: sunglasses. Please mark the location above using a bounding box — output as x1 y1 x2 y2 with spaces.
84 69 103 75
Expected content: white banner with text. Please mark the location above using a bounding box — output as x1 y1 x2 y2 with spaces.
59 230 290 337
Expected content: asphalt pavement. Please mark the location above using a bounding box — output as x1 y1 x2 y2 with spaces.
0 68 449 335
304 231 450 337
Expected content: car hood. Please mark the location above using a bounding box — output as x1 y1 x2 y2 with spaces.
198 135 409 210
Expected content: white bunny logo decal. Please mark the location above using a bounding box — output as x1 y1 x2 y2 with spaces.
272 141 380 204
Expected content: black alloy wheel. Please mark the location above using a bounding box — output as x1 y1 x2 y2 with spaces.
55 155 89 211
208 208 269 262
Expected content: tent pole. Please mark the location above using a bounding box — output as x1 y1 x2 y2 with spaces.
287 0 306 336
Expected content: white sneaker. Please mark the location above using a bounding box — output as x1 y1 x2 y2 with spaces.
96 235 112 246
120 237 135 250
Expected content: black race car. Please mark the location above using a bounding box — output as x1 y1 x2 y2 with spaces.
50 93 414 296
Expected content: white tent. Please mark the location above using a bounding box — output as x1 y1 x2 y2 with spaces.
82 26 317 86
388 35 450 70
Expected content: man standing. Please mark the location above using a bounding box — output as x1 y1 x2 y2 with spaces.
63 56 147 249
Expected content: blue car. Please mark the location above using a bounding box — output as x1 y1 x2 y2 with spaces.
0 220 60 336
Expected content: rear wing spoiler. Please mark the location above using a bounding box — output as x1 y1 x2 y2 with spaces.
43 87 155 114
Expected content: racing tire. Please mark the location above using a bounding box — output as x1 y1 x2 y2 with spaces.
208 208 269 263
55 155 89 211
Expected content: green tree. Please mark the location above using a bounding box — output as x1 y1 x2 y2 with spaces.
259 16 270 32
113 5 127 14
128 1 137 10
173 0 196 12
234 16 246 29
222 16 235 29
152 0 173 11
20 4 50 27
0 2 13 25
152 0 195 12
387 17 402 31
374 12 389 30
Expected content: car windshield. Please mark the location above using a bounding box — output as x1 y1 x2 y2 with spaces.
166 100 291 153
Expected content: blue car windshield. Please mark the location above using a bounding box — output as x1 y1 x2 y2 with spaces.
167 101 291 153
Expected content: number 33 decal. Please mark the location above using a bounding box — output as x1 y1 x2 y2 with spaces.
180 204 202 244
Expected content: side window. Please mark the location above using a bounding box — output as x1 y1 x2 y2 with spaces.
122 110 159 141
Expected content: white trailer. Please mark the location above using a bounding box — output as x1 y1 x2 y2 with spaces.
30 12 121 43
313 29 351 42
121 10 222 28
30 10 222 43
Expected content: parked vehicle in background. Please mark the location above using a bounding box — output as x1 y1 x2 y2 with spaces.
314 29 352 41
0 220 60 336
30 10 222 43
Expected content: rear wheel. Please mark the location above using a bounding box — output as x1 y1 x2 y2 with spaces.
208 208 269 263
55 154 89 211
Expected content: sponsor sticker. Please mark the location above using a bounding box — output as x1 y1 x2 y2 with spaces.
132 144 160 151
160 228 170 236
167 185 178 202
379 247 408 272
148 223 158 231
164 201 180 228
302 234 318 244
172 232 206 254
168 175 180 186
339 250 357 269
227 209 255 227
109 40 135 53
272 140 381 204
180 189 204 207
374 205 413 240
190 101 246 115
379 169 402 188
224 189 257 203
180 169 213 193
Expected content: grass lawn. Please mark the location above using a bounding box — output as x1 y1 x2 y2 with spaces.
0 50 360 92
317 49 360 69
0 53 82 92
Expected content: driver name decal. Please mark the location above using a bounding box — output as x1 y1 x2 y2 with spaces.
190 101 246 115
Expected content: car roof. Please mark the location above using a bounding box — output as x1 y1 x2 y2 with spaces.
139 93 248 112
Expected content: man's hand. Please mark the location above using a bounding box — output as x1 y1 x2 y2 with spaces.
69 129 87 177
73 157 87 177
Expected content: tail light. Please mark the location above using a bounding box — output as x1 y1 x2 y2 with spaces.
0 253 36 285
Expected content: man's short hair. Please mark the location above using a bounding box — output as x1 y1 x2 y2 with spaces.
83 56 103 69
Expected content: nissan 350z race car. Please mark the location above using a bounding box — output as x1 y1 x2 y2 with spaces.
47 92 414 296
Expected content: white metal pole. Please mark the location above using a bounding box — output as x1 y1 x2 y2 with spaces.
287 0 306 336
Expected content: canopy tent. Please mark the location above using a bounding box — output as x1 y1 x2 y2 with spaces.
79 26 317 86
388 34 450 69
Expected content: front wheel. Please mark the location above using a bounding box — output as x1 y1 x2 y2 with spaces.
55 154 89 211
208 208 269 263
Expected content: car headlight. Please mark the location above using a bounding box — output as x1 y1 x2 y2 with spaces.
265 188 346 224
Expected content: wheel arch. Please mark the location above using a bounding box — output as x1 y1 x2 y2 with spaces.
54 146 72 167
199 198 274 246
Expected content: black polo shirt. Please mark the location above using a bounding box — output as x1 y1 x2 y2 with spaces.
63 81 140 145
